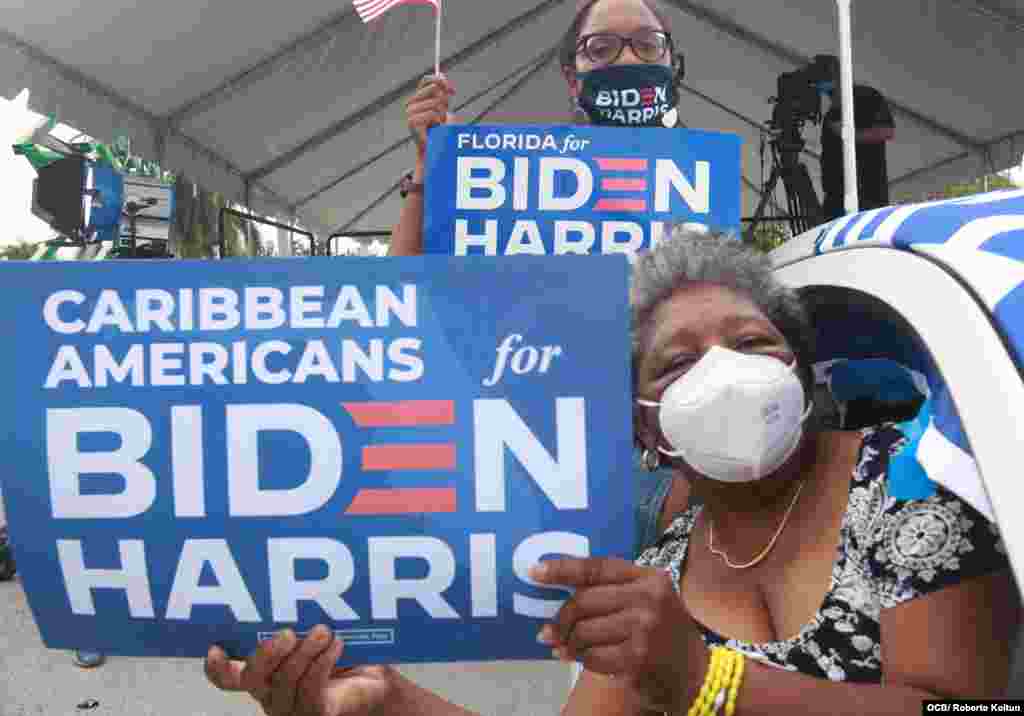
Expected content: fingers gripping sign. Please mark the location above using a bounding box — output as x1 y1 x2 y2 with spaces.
204 628 298 702
266 625 338 716
529 557 710 713
205 627 396 716
205 626 338 716
244 630 300 704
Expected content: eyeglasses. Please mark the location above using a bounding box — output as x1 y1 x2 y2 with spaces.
575 30 672 67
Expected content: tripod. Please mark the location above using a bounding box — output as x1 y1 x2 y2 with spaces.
744 128 822 242
120 197 159 257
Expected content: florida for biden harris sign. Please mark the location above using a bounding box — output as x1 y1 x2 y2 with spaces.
423 125 743 255
0 255 633 664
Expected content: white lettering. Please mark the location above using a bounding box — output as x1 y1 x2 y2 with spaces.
457 157 506 211
469 534 498 618
166 539 260 622
506 221 546 255
387 338 424 382
455 219 499 255
151 343 186 386
226 404 343 517
135 289 175 332
327 286 372 328
87 290 134 333
512 532 589 618
369 537 459 619
539 158 593 211
198 288 241 331
245 288 286 330
268 538 359 622
189 342 229 385
47 407 156 519
171 406 205 517
655 160 710 213
45 346 92 388
374 285 418 328
473 398 589 511
94 345 144 387
290 286 325 329
293 340 341 383
341 339 384 382
513 157 530 211
57 539 155 617
553 221 596 255
601 221 645 258
43 290 86 334
251 340 292 384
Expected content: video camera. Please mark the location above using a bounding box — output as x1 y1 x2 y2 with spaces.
770 54 837 132
746 55 834 240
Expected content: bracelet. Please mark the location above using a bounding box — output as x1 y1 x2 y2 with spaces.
686 647 722 716
710 689 728 716
683 647 745 716
724 650 745 716
399 172 424 198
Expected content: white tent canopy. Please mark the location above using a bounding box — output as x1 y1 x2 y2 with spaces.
2 0 1021 240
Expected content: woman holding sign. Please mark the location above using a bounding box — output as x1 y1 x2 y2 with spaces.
391 0 691 558
206 227 1019 714
389 0 686 257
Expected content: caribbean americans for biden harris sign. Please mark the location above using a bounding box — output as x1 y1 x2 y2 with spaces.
423 125 742 255
0 256 633 664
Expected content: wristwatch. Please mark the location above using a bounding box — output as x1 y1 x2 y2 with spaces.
399 172 424 198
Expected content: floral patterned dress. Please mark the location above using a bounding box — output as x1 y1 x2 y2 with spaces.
635 424 1009 682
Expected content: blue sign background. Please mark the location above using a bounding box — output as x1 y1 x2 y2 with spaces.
0 255 634 664
423 125 742 255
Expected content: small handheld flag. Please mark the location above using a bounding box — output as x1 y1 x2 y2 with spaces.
353 0 442 74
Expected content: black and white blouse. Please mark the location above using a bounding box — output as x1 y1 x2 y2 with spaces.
636 424 1009 682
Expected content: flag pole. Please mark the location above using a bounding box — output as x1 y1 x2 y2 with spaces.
434 2 442 76
836 0 859 216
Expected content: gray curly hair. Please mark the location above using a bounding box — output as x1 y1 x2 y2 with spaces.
631 226 816 397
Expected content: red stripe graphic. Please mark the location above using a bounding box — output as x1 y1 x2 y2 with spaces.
343 400 454 427
362 443 456 471
345 488 457 514
595 198 647 211
601 178 647 192
595 158 648 172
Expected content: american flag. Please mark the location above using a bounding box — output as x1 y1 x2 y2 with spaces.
353 0 439 23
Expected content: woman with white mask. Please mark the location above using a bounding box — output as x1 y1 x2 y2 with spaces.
205 228 1018 715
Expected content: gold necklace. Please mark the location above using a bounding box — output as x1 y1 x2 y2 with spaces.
706 480 805 570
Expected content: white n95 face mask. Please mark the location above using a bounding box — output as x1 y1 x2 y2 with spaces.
637 345 812 483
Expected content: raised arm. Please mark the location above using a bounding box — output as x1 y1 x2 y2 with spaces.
388 75 455 257
388 163 428 256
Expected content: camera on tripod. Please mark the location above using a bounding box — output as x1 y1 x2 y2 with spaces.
769 55 836 140
744 55 837 242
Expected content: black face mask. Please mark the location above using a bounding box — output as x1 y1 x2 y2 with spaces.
575 64 679 128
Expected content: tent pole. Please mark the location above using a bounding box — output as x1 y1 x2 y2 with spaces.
837 0 859 215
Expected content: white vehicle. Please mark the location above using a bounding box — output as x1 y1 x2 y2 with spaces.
771 189 1024 599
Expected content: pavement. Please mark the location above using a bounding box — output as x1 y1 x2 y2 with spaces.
0 491 574 716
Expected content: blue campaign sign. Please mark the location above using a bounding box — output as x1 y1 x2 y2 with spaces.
0 255 634 665
422 124 742 256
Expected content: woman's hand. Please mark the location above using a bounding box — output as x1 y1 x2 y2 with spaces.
532 557 709 713
204 626 395 716
406 74 456 164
